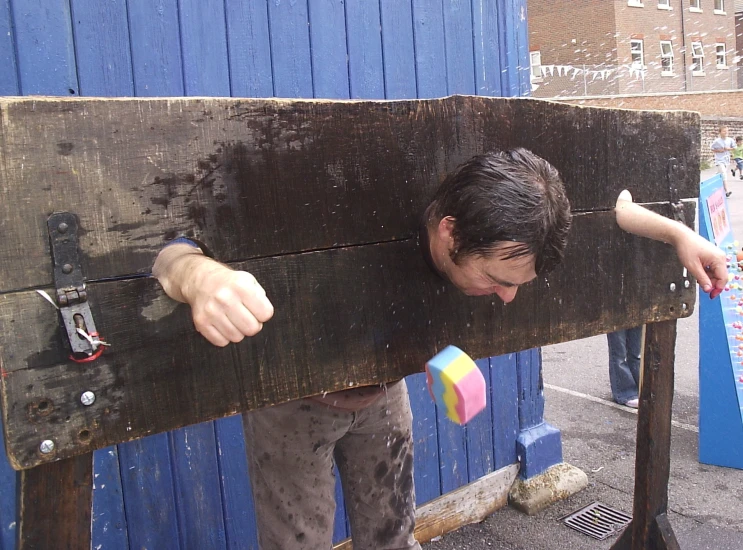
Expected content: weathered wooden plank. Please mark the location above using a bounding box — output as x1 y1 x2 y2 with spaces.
0 96 699 293
0 204 696 469
623 320 678 550
17 452 93 549
332 462 519 549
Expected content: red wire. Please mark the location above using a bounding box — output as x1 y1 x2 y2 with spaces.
69 332 106 363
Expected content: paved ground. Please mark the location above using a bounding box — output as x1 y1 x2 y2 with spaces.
425 169 743 549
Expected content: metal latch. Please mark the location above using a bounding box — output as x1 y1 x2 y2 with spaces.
47 212 103 359
667 157 686 225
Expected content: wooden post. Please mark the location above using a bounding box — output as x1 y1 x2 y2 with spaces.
17 453 93 550
611 320 680 550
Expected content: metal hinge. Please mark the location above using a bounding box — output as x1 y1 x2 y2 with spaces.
47 212 102 358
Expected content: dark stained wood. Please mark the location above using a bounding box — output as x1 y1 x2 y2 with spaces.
17 452 92 550
611 522 632 550
653 513 681 550
0 96 699 293
1 204 697 469
628 320 678 550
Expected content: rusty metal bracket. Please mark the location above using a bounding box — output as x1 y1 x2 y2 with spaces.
667 157 686 225
47 212 99 357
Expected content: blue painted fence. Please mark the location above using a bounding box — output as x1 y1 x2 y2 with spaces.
0 1 560 548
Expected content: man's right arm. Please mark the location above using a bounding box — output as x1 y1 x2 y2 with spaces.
152 243 274 346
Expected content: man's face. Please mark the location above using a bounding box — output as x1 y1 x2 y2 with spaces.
444 248 538 303
721 128 729 138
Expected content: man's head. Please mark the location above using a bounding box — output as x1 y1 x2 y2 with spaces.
720 126 729 138
736 136 742 144
425 148 571 302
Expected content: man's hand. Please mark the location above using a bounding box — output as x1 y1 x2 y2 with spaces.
672 229 727 298
615 191 726 298
152 243 274 346
186 266 274 346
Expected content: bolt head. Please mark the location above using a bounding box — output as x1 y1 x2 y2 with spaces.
57 222 68 234
80 391 96 406
684 279 690 289
39 440 55 454
62 263 73 274
682 303 688 311
669 283 677 292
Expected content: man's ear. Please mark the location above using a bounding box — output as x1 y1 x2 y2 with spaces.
437 216 456 243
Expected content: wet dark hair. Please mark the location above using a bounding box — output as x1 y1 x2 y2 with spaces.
427 148 572 275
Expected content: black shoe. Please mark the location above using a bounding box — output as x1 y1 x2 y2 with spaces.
733 169 736 176
727 191 733 197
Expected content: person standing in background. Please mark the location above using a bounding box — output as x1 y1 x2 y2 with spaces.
606 327 643 408
711 126 736 197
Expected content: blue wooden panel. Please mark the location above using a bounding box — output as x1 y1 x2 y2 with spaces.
471 0 502 97
496 0 522 97
490 353 519 470
513 0 530 96
215 416 259 550
435 401 469 494
10 0 78 95
118 434 179 549
443 0 476 95
407 373 441 505
224 0 273 97
178 0 231 96
170 423 227 549
308 0 349 99
127 0 184 96
0 415 18 550
266 0 313 98
92 446 129 548
516 348 543 428
69 0 134 96
466 358 495 481
411 0 447 98
0 0 18 95
379 0 417 99
332 465 350 543
345 0 384 99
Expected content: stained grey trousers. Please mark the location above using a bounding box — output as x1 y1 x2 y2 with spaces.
242 380 422 550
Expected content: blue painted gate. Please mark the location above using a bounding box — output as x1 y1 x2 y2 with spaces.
0 1 554 548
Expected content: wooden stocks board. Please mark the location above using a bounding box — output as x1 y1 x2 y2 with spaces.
0 96 698 469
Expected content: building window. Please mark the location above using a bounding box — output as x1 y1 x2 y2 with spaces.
690 0 702 10
716 43 727 67
691 41 705 74
631 40 645 68
660 41 674 74
658 0 671 8
628 0 644 6
530 51 542 81
714 0 725 13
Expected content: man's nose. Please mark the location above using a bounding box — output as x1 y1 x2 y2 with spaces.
495 286 518 304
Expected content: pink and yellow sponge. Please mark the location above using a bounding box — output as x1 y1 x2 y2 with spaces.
425 345 487 425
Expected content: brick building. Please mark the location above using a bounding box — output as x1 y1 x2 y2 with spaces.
528 0 738 97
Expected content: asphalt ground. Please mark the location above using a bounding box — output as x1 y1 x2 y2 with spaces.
424 168 743 550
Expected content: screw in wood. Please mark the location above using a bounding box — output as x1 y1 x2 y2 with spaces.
57 222 68 234
669 283 676 292
682 303 688 311
62 264 73 274
684 280 690 289
39 440 55 454
80 391 96 406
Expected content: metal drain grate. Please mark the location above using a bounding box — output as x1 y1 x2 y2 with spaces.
561 501 632 541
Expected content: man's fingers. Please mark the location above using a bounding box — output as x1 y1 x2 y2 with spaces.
233 275 275 323
686 260 713 292
224 304 264 337
199 324 231 347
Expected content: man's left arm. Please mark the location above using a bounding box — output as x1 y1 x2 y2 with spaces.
614 191 727 297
